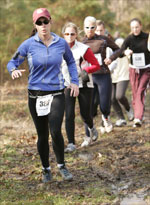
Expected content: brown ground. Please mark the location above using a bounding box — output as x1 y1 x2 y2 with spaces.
0 83 150 204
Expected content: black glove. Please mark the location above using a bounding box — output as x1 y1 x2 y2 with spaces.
80 70 90 86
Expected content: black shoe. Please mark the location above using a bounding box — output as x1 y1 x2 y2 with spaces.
89 127 98 141
42 169 52 183
59 165 73 181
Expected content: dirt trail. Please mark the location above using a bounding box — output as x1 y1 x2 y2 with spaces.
0 84 150 204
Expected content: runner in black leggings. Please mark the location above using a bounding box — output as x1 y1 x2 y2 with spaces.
62 22 100 151
28 90 65 167
7 8 79 183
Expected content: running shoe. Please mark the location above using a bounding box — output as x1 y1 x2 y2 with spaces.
133 118 142 127
115 119 127 127
42 169 52 183
59 165 73 181
64 143 76 153
81 136 91 147
101 115 113 133
89 127 98 141
126 107 134 121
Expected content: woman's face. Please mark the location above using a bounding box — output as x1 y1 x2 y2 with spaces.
84 21 96 38
63 27 77 44
130 20 142 36
35 17 51 36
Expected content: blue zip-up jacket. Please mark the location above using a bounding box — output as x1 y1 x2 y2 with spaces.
7 32 79 91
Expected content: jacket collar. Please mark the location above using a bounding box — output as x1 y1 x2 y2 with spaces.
34 32 60 44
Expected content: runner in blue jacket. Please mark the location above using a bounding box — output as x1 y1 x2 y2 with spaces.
7 8 79 183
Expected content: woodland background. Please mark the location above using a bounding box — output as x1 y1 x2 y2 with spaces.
0 1 150 204
0 0 150 84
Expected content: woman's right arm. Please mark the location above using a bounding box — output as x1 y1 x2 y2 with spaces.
105 36 131 65
11 69 26 80
63 41 79 97
7 40 28 79
120 36 133 57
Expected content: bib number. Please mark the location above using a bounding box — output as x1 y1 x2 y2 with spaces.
36 94 53 116
132 53 145 67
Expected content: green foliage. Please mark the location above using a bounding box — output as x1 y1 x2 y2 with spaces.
50 0 115 35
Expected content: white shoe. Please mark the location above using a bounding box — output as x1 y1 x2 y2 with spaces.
115 119 127 127
64 143 76 153
81 136 91 147
133 118 142 127
126 107 134 121
88 127 98 141
102 115 113 133
99 126 106 134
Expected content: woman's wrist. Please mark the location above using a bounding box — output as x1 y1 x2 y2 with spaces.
10 68 17 73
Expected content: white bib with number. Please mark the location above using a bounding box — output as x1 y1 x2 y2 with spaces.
94 53 102 65
132 53 145 67
36 94 53 116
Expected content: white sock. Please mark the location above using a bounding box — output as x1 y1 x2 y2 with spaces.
42 166 51 170
57 164 64 168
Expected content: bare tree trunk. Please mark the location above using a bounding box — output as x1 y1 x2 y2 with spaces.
0 60 3 85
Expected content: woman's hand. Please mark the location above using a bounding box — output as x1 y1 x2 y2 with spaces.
104 58 112 65
124 49 133 57
67 83 79 97
80 69 90 85
11 69 26 80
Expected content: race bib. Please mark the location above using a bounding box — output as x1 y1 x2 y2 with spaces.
36 94 53 116
132 53 145 67
94 53 102 65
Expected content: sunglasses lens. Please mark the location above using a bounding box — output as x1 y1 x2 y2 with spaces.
36 21 42 26
43 20 49 25
36 20 50 26
65 33 75 36
85 27 95 30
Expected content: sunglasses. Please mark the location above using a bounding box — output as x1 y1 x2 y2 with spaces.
64 33 76 36
85 26 95 30
36 19 50 26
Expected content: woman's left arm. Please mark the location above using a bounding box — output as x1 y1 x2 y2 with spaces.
83 48 100 73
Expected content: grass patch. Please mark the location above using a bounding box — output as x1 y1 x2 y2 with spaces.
144 142 150 147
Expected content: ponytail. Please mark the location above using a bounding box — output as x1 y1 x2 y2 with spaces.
30 28 37 37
